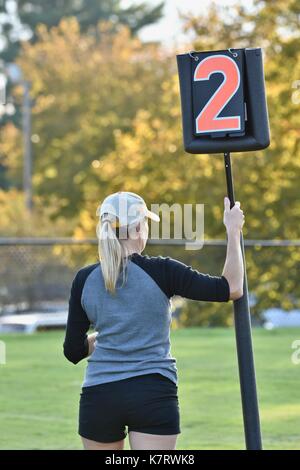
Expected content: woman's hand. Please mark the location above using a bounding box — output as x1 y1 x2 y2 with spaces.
223 197 245 234
87 332 97 356
222 197 245 300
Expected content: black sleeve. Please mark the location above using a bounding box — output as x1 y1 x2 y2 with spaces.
63 271 91 365
164 257 230 302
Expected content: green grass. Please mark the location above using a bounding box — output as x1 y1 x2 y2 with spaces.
0 327 299 450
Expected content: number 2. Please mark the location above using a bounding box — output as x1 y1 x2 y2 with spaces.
194 54 241 134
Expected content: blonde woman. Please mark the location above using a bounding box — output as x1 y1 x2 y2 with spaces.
63 191 244 450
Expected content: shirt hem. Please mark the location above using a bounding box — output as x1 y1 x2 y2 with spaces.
82 369 178 388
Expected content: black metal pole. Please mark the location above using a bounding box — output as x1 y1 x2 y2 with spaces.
224 151 262 450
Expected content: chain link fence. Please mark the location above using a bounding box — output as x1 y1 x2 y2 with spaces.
1 238 299 326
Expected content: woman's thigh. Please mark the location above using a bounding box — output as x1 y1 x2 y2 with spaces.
81 436 125 450
129 431 179 450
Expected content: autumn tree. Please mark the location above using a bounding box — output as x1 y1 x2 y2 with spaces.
0 18 173 214
0 0 165 62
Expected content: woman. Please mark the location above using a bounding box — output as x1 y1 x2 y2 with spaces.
63 191 245 450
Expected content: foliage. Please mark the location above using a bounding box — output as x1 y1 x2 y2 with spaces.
0 0 165 62
0 1 299 323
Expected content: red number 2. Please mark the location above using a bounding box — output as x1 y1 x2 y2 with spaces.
194 54 241 134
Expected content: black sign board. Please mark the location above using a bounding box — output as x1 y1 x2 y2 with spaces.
177 48 270 154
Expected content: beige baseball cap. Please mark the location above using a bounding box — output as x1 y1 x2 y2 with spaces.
96 191 160 228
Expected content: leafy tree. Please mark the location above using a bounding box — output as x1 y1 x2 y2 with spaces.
0 0 165 154
0 18 172 215
0 0 165 62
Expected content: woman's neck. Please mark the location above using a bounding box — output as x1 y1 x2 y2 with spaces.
121 240 142 257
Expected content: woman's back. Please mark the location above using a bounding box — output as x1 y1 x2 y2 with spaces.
81 253 177 387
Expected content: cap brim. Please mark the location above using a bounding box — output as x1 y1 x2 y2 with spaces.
145 209 160 222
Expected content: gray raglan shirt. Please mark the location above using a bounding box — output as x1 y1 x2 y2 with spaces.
63 252 230 387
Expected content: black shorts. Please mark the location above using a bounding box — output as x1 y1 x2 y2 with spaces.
78 373 181 443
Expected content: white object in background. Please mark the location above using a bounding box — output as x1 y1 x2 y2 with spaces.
263 308 300 329
0 311 68 334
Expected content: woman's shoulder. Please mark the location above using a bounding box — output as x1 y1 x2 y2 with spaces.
132 252 173 262
133 253 189 270
75 261 100 281
130 252 172 267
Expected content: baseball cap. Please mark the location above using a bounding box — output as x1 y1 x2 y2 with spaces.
96 191 160 228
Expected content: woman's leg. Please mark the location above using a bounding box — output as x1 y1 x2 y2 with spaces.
81 436 125 450
128 431 179 450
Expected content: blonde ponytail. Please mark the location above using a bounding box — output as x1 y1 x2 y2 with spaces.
96 213 129 295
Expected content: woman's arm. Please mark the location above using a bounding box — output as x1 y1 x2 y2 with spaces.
222 197 245 300
158 197 245 303
163 258 231 302
63 272 91 364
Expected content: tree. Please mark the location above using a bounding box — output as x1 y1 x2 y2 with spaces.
0 18 172 214
0 0 165 62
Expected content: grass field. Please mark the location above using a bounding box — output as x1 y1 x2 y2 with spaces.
0 327 299 450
